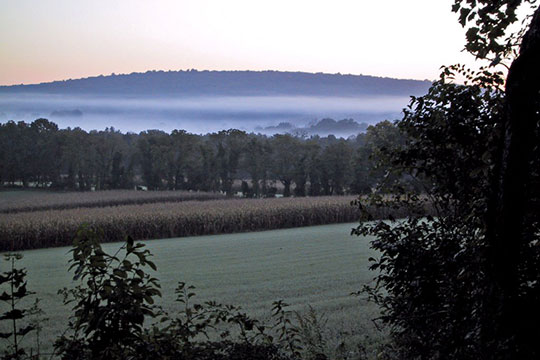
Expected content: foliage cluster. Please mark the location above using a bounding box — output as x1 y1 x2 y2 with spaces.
353 65 504 358
353 64 532 358
0 254 43 359
355 0 540 357
0 120 404 197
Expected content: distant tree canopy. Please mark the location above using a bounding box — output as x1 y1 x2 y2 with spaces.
0 119 403 196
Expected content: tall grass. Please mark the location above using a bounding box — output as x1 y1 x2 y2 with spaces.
0 196 373 251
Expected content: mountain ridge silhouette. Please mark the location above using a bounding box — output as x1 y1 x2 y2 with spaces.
0 70 431 97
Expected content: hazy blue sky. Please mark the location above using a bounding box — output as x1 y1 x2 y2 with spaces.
0 0 477 85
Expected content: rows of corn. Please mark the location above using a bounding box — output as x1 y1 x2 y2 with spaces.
0 190 225 214
0 196 371 251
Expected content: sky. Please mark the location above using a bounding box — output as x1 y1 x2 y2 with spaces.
0 0 478 86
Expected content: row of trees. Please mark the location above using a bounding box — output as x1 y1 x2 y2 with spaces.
0 119 403 196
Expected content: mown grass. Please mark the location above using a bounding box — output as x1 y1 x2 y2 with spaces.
0 196 369 251
1 223 385 358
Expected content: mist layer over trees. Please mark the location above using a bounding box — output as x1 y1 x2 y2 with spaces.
0 70 430 134
0 94 406 134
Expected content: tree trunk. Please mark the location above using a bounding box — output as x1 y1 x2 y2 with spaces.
485 7 540 357
282 180 291 197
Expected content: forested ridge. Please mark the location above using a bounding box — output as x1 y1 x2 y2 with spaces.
0 119 403 196
0 70 431 97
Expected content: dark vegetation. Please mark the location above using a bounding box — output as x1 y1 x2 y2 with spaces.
0 119 404 197
354 1 540 358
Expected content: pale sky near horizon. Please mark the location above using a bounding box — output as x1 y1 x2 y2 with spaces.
0 0 478 86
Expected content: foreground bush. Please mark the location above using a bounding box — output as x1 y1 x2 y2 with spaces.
355 59 540 357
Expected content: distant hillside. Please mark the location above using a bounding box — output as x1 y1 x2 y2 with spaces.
0 70 431 97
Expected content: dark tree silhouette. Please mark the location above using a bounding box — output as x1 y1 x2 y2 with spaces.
354 2 540 358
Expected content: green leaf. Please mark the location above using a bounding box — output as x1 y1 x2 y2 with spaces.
16 324 35 336
0 309 24 320
113 269 128 278
146 261 157 271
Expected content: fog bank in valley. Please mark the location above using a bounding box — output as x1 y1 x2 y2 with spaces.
0 93 407 135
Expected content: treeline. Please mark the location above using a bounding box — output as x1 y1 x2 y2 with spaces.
0 119 404 196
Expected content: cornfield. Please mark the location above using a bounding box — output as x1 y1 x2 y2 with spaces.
0 190 225 214
0 196 369 251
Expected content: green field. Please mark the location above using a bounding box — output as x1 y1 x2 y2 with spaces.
1 223 383 356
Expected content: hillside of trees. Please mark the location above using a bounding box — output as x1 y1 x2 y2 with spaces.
0 119 403 196
0 70 431 97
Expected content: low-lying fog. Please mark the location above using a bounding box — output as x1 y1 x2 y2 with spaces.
0 93 408 135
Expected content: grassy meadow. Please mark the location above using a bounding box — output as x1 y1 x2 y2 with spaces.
1 223 384 357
